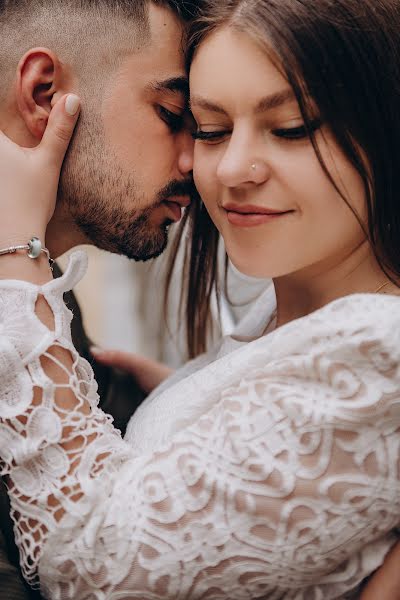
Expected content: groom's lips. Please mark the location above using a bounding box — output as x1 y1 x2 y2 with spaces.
163 196 191 222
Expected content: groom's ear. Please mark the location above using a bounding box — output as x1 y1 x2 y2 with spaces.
16 48 72 140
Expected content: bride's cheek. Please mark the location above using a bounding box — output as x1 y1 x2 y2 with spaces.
194 149 217 197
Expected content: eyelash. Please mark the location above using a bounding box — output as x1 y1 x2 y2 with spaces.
158 105 185 133
192 120 321 143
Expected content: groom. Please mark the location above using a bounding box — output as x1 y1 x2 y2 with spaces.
0 0 194 262
0 1 196 598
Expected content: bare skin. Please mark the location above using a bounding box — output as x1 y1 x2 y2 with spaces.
91 346 173 395
191 28 399 319
360 541 400 599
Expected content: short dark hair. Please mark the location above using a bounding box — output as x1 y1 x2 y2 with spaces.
0 0 196 19
154 0 203 21
0 0 198 102
171 0 400 357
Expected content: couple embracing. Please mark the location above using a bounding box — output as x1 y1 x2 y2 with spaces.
0 0 400 598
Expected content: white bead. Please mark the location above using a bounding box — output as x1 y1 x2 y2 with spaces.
27 237 42 259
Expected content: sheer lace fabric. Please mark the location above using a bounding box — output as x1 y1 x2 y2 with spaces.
0 251 399 599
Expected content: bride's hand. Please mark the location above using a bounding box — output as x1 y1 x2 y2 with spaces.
0 94 80 247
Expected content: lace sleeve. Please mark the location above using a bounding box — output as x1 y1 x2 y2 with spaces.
0 253 399 599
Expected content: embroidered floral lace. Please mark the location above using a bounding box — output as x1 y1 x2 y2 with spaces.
0 251 399 599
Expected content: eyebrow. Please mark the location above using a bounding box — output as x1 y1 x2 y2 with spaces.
146 76 189 98
190 88 296 114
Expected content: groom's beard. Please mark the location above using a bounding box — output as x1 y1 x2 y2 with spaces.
64 173 193 262
58 120 194 262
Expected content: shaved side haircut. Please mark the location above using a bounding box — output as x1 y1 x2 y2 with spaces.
0 0 195 102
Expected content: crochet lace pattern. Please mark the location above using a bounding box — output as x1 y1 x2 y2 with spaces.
0 251 399 599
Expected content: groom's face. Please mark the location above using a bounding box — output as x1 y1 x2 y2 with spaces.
59 4 195 261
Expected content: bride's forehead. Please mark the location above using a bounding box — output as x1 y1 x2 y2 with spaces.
189 30 298 115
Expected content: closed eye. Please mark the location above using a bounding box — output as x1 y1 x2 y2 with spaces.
192 119 321 145
272 119 321 140
157 105 185 133
192 130 230 144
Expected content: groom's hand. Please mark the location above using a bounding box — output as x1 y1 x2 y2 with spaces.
91 347 173 395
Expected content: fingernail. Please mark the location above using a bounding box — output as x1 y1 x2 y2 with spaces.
65 94 80 116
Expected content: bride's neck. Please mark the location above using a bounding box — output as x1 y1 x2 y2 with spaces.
273 240 392 327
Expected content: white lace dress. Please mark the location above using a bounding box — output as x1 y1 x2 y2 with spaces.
0 250 399 600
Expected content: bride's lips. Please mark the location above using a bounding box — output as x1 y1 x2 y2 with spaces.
163 197 191 222
222 203 293 227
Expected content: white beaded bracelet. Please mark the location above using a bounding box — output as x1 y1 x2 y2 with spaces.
0 237 53 268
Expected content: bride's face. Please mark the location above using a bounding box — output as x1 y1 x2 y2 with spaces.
190 27 368 279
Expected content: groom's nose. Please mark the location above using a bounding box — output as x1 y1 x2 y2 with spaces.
177 129 194 175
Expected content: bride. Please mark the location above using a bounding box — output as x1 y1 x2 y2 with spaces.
1 0 400 597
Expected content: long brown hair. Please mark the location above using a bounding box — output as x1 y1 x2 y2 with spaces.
164 191 221 359
167 0 400 358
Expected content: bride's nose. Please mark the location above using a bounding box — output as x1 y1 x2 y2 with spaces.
216 130 270 188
